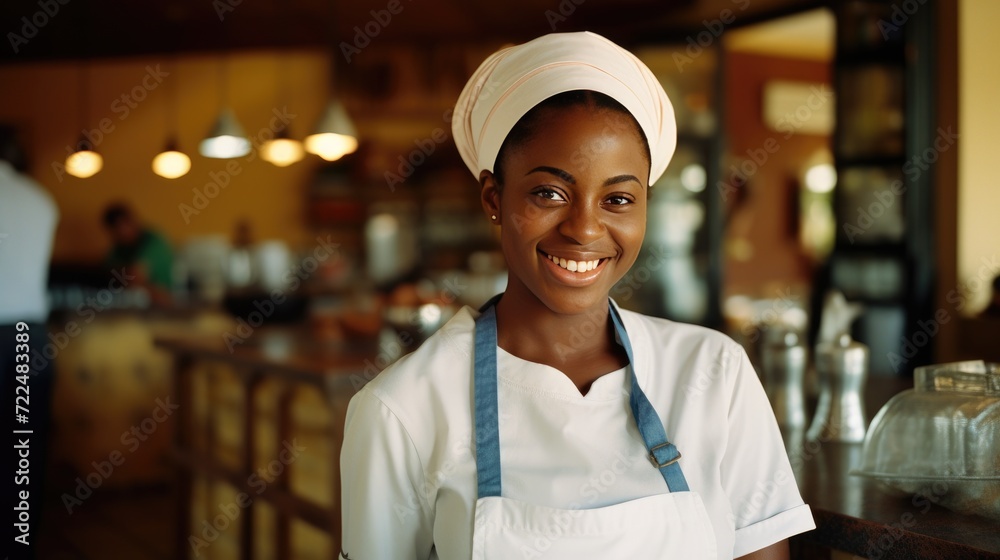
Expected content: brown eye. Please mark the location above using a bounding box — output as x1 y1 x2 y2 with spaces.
534 188 566 202
605 195 633 206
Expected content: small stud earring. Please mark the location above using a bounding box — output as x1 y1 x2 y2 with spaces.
491 214 497 221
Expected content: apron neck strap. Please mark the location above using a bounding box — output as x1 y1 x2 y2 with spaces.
473 296 689 498
609 303 689 492
473 304 502 498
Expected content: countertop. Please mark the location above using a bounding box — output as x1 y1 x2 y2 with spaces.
789 377 1000 559
155 324 385 388
155 326 1000 558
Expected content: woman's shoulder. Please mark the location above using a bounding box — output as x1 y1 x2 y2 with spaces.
615 305 748 391
347 306 479 457
616 304 740 353
356 305 478 410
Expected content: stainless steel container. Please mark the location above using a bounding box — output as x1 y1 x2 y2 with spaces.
761 329 808 429
807 333 869 442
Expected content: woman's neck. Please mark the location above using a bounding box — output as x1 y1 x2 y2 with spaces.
492 279 628 391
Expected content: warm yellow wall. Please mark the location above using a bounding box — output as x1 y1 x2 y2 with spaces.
958 0 1000 313
0 49 333 261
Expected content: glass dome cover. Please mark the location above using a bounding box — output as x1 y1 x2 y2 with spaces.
853 361 1000 519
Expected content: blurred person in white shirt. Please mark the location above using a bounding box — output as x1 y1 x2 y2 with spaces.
0 124 59 559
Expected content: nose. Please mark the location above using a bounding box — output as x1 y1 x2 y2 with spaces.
557 201 604 244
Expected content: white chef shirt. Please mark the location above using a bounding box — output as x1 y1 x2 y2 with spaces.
0 161 59 324
340 303 815 559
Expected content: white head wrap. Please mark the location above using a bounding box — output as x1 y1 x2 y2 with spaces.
452 31 677 185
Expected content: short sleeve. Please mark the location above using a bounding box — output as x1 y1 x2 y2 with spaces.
340 389 434 559
720 344 815 557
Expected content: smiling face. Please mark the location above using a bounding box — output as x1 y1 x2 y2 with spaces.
481 100 650 316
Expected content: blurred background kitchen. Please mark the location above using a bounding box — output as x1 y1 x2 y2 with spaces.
1 0 998 558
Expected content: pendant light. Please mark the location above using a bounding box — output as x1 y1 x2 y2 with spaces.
305 35 357 162
152 58 191 178
65 63 103 179
153 143 192 179
261 129 305 167
305 99 358 161
65 140 103 178
261 51 305 167
200 56 251 159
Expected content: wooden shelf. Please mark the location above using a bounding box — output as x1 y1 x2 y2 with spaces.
828 0 938 375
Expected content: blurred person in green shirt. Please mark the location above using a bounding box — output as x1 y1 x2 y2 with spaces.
102 202 173 306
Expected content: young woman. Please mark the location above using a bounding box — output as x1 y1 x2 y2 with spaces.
340 32 815 559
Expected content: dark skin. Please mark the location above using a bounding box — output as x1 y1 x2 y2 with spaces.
109 215 142 247
480 103 788 560
480 104 645 394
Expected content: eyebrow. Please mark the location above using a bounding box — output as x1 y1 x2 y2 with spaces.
526 166 643 188
527 166 575 184
603 174 642 187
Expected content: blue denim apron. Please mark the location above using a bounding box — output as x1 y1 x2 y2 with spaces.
470 296 717 558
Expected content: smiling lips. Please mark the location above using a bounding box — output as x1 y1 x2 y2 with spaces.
542 252 606 273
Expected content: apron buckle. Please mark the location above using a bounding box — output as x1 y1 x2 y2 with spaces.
648 442 682 468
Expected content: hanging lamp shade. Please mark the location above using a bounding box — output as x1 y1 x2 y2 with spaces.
152 140 192 178
67 62 101 179
261 128 305 167
153 58 190 179
199 108 251 158
65 137 103 178
304 99 358 161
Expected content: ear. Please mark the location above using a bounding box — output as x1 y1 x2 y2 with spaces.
479 170 501 224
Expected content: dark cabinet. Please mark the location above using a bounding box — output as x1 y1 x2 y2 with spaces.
829 0 937 376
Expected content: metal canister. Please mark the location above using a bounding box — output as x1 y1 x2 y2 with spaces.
761 329 808 429
807 333 869 442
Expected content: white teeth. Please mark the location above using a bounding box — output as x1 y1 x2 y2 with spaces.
547 254 601 273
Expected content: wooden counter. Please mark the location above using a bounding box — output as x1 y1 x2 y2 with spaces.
157 327 383 560
792 442 1000 559
789 378 1000 559
157 329 1000 559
